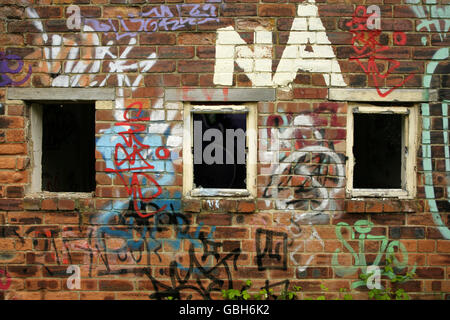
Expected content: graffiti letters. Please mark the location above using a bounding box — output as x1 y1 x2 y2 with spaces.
213 0 346 88
0 52 32 87
256 229 288 271
85 4 219 41
346 6 414 97
104 102 166 219
332 220 416 288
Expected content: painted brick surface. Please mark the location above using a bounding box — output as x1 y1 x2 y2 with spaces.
0 0 448 300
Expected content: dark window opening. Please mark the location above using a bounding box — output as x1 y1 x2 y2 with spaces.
353 113 403 189
193 113 247 189
42 103 95 192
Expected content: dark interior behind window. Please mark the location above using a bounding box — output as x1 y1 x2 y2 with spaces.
193 113 246 189
353 113 403 189
42 103 95 192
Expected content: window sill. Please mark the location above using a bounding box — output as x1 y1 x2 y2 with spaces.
23 192 94 211
345 198 418 213
183 195 256 214
189 188 250 198
349 189 413 199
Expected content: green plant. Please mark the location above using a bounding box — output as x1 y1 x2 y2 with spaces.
359 255 416 300
339 288 354 300
221 280 302 300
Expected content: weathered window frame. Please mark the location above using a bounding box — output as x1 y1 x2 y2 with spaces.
7 87 115 196
29 102 98 194
183 102 257 198
346 104 418 199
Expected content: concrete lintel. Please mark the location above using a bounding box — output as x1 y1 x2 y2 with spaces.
7 88 116 101
165 88 276 102
329 88 438 102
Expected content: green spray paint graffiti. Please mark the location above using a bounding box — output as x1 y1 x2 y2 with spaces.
407 1 450 240
421 47 450 240
406 0 449 45
332 220 416 289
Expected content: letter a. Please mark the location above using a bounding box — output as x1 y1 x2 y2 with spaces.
66 265 81 290
272 0 346 87
67 5 81 30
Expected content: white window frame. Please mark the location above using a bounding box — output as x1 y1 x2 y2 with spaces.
346 104 418 199
28 101 102 195
183 102 257 198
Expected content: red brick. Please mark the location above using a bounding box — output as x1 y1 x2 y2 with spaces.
158 46 194 59
197 213 232 226
293 88 328 99
345 200 365 213
259 4 295 17
237 200 256 213
99 280 134 291
57 199 75 211
178 60 215 73
223 4 257 17
437 240 450 253
140 33 176 45
5 186 23 198
177 33 216 45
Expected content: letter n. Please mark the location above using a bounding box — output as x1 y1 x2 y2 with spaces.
213 26 273 86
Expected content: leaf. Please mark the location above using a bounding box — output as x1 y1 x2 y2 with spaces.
344 294 353 300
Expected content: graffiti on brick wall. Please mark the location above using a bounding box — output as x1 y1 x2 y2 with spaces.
148 233 241 300
332 219 416 289
256 229 288 271
25 6 157 113
346 6 414 97
407 0 449 45
0 52 32 87
85 3 219 41
102 101 167 219
0 269 11 290
408 2 450 240
262 112 345 212
261 106 345 272
420 48 450 240
213 0 346 88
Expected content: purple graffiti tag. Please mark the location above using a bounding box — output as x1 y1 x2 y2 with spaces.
0 52 32 87
85 4 219 41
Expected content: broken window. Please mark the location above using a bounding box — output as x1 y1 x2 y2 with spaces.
346 105 417 198
353 113 403 189
193 113 247 189
183 104 257 197
31 103 96 193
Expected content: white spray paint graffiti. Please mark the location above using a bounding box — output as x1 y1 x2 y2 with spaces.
263 114 345 271
25 7 159 122
25 7 186 267
213 0 346 88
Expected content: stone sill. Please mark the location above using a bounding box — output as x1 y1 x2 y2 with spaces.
23 192 94 211
183 198 256 213
345 198 419 213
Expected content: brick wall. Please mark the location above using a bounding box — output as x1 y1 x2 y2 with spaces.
0 0 449 300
